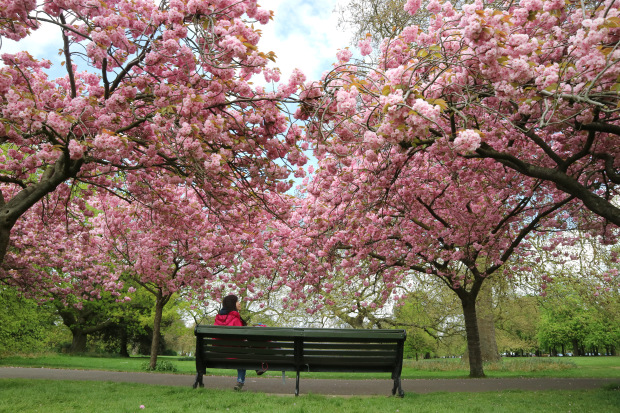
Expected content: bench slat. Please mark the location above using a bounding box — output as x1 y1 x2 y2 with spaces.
196 325 406 341
303 349 397 357
203 339 294 349
205 360 298 371
205 353 295 362
303 342 397 350
204 347 295 356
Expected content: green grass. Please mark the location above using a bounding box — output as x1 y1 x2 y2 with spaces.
1 354 618 379
0 379 618 413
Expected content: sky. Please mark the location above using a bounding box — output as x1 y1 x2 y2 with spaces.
0 0 354 86
259 0 352 83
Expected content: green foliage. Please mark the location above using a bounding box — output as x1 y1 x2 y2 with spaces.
0 287 70 355
393 288 464 358
538 280 620 355
495 293 540 354
141 360 177 372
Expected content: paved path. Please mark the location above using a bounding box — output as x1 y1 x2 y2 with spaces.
0 367 617 396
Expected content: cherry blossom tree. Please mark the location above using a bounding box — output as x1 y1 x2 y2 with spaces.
285 0 620 377
0 0 306 270
91 182 265 368
297 144 575 376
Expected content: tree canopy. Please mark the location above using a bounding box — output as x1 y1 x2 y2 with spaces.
0 0 306 267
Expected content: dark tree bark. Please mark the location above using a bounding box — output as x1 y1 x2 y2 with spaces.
119 327 130 358
149 290 172 369
460 293 485 378
476 140 620 228
57 305 113 354
463 286 500 363
69 329 88 353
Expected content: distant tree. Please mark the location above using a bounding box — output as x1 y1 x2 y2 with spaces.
494 293 540 356
393 286 462 359
92 184 275 368
92 286 154 357
336 0 418 47
53 295 116 353
0 286 64 354
538 280 619 356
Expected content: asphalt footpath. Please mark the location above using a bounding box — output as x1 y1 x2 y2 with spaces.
0 367 617 396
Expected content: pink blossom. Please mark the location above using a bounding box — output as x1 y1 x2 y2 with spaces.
401 25 419 43
255 8 271 25
427 0 442 14
68 140 86 160
336 48 353 62
454 130 482 153
358 38 372 56
404 0 422 15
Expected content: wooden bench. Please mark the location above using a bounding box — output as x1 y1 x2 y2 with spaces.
192 325 406 397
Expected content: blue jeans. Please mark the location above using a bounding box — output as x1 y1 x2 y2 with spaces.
237 369 246 383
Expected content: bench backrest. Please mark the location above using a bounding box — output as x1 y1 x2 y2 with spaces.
194 325 406 376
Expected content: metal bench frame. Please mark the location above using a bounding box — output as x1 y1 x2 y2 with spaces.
193 325 406 397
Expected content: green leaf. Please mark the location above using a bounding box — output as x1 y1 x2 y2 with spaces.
433 99 448 110
604 17 620 28
544 83 558 92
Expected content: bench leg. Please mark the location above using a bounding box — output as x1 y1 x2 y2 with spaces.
295 371 300 397
392 377 404 398
192 372 204 389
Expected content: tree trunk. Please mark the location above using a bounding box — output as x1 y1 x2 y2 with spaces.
0 225 12 265
70 329 88 353
119 327 130 358
461 294 485 378
463 286 500 363
149 293 166 370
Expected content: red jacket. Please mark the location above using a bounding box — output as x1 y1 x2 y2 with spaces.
214 311 244 327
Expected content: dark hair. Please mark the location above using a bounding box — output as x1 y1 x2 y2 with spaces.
222 294 238 312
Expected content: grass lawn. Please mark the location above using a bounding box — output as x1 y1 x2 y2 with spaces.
0 378 618 413
1 354 619 379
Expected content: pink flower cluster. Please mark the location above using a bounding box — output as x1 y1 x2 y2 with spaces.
453 130 482 153
404 0 422 16
358 38 373 57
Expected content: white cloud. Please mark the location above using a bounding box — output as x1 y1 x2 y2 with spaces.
259 0 352 84
1 22 71 79
1 24 59 56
